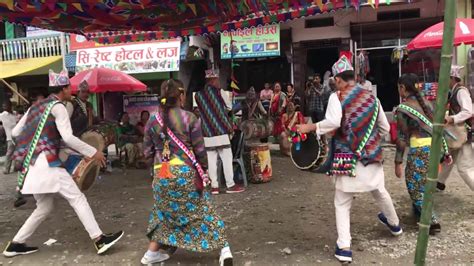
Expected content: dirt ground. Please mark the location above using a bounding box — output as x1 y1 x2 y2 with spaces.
0 147 473 266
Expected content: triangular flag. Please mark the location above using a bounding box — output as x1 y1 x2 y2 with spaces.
231 63 240 68
231 81 240 90
72 3 83 12
315 0 324 11
385 0 391 5
187 3 197 15
375 0 379 8
368 0 374 8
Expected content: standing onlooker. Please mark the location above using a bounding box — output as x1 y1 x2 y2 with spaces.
0 101 17 174
270 82 287 137
286 83 301 108
305 74 325 123
260 82 273 112
195 69 244 195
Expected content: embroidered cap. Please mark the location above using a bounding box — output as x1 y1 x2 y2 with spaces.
78 80 89 92
205 69 219 79
332 55 354 77
49 69 70 87
450 65 464 80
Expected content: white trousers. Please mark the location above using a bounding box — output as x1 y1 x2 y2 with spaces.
438 143 474 191
207 147 235 189
13 175 103 243
334 187 399 248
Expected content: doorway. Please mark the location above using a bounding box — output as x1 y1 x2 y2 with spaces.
366 49 399 111
306 47 339 79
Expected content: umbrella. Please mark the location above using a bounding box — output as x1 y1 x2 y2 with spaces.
407 18 474 50
70 68 147 93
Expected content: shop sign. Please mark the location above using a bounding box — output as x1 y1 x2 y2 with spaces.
123 94 160 124
70 34 102 51
220 25 280 59
75 40 181 74
26 27 60 37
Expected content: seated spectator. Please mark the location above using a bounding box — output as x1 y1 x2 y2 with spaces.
136 110 150 137
117 112 143 167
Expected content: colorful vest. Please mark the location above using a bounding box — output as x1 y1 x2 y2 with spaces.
195 85 233 137
13 95 63 168
333 86 383 166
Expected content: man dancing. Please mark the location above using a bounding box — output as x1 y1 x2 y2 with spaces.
195 69 244 195
297 56 402 263
437 65 474 191
3 70 123 257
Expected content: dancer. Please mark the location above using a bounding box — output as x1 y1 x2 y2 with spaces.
437 65 474 191
297 56 402 263
195 69 244 195
3 70 123 257
395 73 447 234
142 79 233 266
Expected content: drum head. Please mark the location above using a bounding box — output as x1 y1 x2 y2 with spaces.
81 132 105 152
290 133 320 170
74 160 101 192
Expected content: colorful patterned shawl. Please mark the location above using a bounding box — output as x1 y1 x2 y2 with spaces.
333 86 383 165
195 85 233 138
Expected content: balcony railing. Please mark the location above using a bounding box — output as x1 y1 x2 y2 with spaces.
0 34 70 61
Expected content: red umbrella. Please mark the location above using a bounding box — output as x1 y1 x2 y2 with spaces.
407 18 474 50
70 68 147 93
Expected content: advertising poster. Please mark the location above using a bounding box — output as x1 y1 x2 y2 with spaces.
220 24 280 59
123 95 160 124
76 40 181 74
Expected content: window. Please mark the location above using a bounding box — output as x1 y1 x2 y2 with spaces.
305 17 334 28
377 9 420 21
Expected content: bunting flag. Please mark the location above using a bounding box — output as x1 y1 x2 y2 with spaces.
0 0 409 44
230 81 240 91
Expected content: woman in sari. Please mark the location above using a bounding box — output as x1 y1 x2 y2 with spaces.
395 73 448 235
279 101 305 156
141 79 233 265
270 82 287 138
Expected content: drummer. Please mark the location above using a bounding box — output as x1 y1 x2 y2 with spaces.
297 56 402 263
234 87 267 121
70 80 95 137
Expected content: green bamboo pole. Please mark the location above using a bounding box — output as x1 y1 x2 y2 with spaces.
414 1 457 265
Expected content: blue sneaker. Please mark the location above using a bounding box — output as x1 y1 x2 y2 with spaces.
335 246 352 263
378 212 403 236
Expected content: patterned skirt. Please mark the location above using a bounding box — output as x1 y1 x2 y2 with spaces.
405 146 439 224
147 165 228 252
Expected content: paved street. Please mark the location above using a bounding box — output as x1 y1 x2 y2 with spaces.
0 148 473 265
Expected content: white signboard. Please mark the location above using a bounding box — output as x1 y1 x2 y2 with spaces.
75 40 181 74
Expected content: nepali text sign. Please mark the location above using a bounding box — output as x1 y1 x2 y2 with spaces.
123 94 160 124
76 40 180 74
220 25 280 59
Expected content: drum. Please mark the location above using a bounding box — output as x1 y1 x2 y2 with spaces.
244 143 272 183
81 122 118 151
240 119 274 140
290 133 333 173
64 154 101 191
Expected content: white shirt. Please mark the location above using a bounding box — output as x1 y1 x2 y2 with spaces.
316 93 390 193
450 85 473 124
12 102 97 194
0 111 17 141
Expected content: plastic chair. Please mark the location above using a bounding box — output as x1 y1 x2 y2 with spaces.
217 131 247 187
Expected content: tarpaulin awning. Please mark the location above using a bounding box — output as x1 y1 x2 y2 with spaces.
0 56 62 78
0 1 399 44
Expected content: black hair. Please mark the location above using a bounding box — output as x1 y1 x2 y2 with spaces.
160 79 185 141
118 112 128 122
398 73 433 120
287 83 294 88
335 70 355 82
141 110 150 119
314 73 321 79
49 86 67 94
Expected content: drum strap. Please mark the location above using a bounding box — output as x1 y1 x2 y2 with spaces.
18 100 59 190
154 113 210 187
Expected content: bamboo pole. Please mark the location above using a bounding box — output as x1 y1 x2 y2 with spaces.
0 78 30 104
413 1 456 265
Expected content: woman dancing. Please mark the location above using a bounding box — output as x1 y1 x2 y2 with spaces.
395 73 449 235
141 79 233 265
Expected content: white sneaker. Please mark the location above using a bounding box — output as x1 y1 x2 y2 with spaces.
140 250 170 265
219 247 233 266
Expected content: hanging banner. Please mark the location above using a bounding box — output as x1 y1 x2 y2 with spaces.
123 94 160 124
76 40 181 74
220 25 280 59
